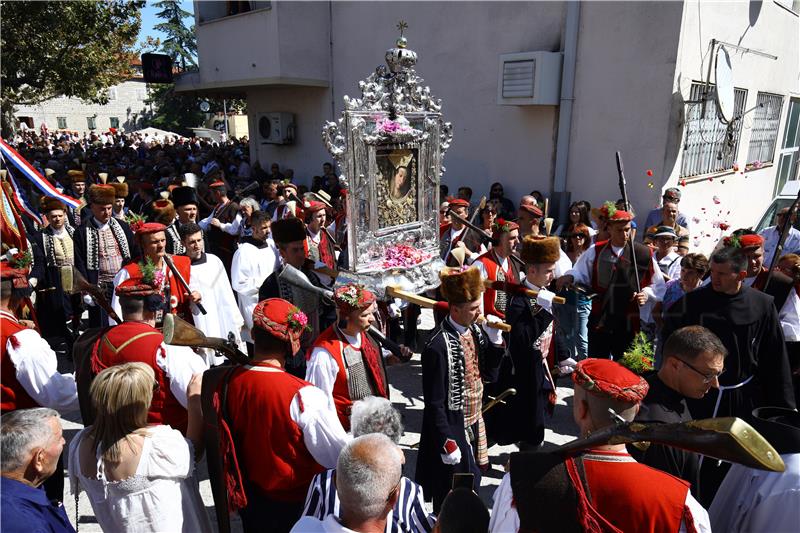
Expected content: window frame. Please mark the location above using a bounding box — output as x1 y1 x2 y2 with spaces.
680 82 747 178
747 92 784 165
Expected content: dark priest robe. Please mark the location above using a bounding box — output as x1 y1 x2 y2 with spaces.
485 286 569 448
663 284 795 420
630 373 700 497
415 317 503 512
664 283 796 505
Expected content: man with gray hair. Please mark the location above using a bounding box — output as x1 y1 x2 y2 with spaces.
300 398 434 532
0 408 74 532
293 433 403 533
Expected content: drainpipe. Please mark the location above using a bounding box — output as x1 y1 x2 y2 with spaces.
552 1 580 223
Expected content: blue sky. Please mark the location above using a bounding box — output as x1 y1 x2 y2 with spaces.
138 0 195 47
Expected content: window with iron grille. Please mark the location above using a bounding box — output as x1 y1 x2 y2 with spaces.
747 92 784 164
680 82 747 178
110 117 120 129
87 116 96 130
56 117 67 129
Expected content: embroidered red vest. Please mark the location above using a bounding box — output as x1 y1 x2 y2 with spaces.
0 312 40 413
476 250 516 319
310 326 387 430
577 450 692 533
590 240 654 326
91 321 188 433
304 229 336 270
226 364 324 502
122 255 193 317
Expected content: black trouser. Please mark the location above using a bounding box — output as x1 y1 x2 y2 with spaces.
239 488 303 533
587 314 634 360
87 282 114 328
788 341 800 408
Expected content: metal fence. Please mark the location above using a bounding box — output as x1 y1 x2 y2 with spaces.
747 92 784 164
681 82 747 178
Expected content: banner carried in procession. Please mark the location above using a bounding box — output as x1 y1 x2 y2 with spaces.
0 138 80 209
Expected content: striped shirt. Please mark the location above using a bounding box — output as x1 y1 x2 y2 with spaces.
302 469 435 533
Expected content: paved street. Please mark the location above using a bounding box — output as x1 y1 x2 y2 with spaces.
61 309 579 531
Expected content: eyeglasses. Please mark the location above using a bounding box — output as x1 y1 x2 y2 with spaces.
678 359 724 383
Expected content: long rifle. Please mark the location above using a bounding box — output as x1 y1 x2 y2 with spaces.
447 209 526 269
60 266 122 324
550 415 784 472
161 313 251 365
278 265 406 359
386 285 512 332
615 151 641 293
764 188 800 292
164 255 207 315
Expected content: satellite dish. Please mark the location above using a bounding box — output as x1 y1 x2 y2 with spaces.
199 100 211 113
714 45 735 124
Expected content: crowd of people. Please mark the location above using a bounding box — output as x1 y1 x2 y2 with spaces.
0 128 799 532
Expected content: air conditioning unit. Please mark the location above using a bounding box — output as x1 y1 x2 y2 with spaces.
257 112 295 144
497 51 562 106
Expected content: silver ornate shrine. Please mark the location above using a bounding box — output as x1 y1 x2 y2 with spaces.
322 23 453 298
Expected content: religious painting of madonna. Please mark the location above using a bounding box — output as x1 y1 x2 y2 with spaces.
376 147 418 229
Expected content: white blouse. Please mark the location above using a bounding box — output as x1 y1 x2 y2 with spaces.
68 425 212 533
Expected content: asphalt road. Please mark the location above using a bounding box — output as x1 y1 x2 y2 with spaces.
60 309 579 531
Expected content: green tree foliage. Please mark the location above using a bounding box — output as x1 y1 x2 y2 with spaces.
1 0 144 106
152 0 196 70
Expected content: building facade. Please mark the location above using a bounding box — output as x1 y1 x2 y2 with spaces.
178 0 799 251
15 78 151 136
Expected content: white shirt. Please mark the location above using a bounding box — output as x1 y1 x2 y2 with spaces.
3 312 79 413
489 470 711 533
657 251 682 281
188 253 246 365
231 241 278 342
291 514 358 533
159 344 208 408
566 242 666 321
759 225 800 266
245 365 350 467
306 331 362 411
744 275 800 342
68 424 212 533
709 453 800 532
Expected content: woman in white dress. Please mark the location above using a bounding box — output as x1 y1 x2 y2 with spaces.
68 362 211 533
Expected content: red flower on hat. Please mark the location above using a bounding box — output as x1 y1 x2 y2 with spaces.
718 222 730 231
288 309 310 331
646 169 653 177
680 179 686 187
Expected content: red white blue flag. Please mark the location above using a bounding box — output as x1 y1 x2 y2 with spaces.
0 138 80 209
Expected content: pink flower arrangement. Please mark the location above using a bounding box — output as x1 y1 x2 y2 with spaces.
287 308 311 332
382 243 432 269
152 270 165 287
375 117 413 135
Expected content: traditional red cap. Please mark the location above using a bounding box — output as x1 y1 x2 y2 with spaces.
519 203 543 218
0 259 30 289
115 276 162 298
723 233 764 249
597 202 633 223
448 198 470 210
334 284 377 314
572 359 649 403
252 298 309 353
134 222 167 236
304 200 326 214
492 218 519 239
209 180 226 189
